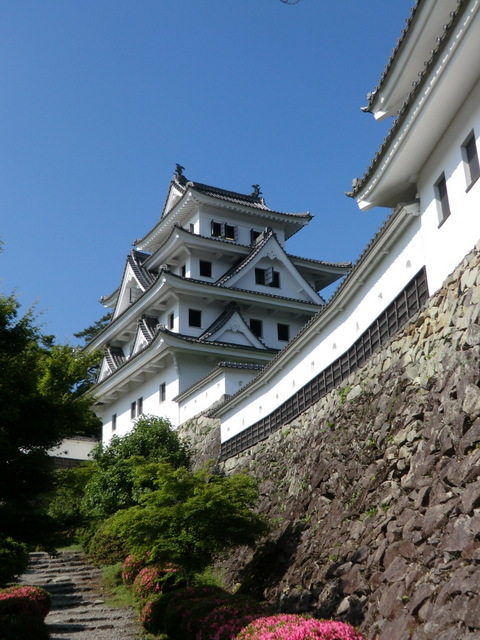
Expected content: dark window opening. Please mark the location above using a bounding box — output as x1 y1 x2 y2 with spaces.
224 224 236 241
255 268 265 285
277 323 290 342
435 173 451 226
137 397 143 416
250 319 263 338
211 220 237 241
199 260 212 277
159 383 166 403
256 267 280 288
112 414 117 431
189 308 202 328
189 223 195 233
130 401 136 419
211 221 223 238
462 131 480 188
181 264 186 277
168 312 174 330
251 230 261 244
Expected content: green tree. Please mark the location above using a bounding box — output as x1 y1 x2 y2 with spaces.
74 312 112 346
0 293 101 546
83 415 191 519
102 461 269 580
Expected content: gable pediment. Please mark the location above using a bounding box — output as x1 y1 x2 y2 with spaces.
216 232 323 304
201 304 267 350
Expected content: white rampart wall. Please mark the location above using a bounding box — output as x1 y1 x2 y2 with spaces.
220 86 480 444
179 368 260 423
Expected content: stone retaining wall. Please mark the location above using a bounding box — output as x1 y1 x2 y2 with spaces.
181 244 480 640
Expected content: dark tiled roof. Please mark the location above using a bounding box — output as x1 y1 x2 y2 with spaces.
138 316 158 342
168 271 321 307
349 0 467 197
128 250 156 289
104 346 125 372
135 171 311 247
94 327 277 387
160 327 278 354
362 1 422 111
288 253 352 270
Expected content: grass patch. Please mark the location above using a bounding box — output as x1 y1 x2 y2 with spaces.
102 562 136 609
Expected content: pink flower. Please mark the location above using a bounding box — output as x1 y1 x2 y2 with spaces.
234 615 367 640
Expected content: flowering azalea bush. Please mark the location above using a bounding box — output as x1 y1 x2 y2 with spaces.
190 599 272 640
121 553 148 586
235 614 367 640
132 562 181 601
0 585 52 620
140 584 227 634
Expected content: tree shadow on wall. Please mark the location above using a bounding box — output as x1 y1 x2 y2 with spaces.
236 521 304 601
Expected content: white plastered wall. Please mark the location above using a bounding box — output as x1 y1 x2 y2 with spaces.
101 363 179 443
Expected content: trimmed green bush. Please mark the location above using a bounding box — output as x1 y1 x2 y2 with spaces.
85 525 126 566
0 537 29 587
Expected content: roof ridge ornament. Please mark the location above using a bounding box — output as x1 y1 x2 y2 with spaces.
175 163 185 178
251 184 262 198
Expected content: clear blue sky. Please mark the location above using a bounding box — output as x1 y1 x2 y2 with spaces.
1 1 412 343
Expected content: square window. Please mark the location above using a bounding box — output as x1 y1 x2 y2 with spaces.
211 221 223 238
224 224 236 241
251 229 261 244
168 312 174 330
189 308 202 328
435 173 451 226
277 323 290 342
249 319 263 338
112 413 117 431
255 268 266 285
462 131 480 188
137 397 143 416
199 260 212 277
159 382 166 403
130 401 136 419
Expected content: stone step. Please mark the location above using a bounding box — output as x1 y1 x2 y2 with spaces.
19 551 139 639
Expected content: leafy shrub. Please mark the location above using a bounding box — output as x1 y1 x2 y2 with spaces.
85 524 126 566
0 613 50 640
0 585 52 619
83 416 191 519
235 614 367 640
0 537 29 587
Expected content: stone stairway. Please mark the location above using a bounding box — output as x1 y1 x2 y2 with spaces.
20 551 141 639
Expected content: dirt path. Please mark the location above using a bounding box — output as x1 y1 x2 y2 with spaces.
20 551 141 639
